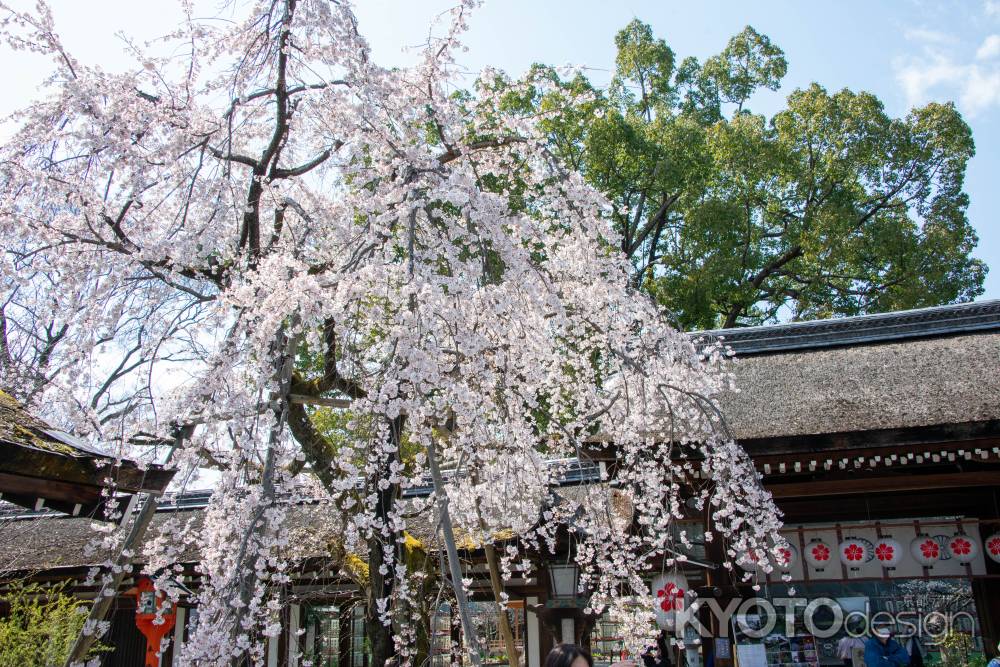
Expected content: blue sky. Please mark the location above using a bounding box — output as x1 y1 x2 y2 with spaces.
3 0 998 298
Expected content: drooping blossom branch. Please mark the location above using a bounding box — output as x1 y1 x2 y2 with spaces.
0 0 787 661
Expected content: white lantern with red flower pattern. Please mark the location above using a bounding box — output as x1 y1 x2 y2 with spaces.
737 549 763 572
804 540 834 569
947 535 979 564
652 572 688 630
775 544 798 571
911 536 941 566
839 539 868 569
872 538 904 568
985 533 1000 564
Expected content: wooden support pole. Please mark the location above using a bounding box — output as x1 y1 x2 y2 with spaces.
427 442 482 666
64 491 160 665
64 428 187 667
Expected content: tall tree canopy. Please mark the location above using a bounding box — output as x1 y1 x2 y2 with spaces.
0 2 783 664
515 21 986 328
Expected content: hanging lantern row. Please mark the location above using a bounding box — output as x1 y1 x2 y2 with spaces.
759 445 1000 475
756 533 993 571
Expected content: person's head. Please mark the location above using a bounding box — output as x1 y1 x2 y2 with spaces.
874 627 892 644
544 644 593 667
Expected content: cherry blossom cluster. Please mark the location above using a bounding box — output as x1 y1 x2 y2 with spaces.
0 0 787 660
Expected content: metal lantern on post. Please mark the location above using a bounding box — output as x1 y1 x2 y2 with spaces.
128 575 178 667
548 562 580 600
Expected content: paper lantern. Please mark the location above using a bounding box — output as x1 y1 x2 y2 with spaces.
804 540 834 569
872 538 904 568
775 544 798 571
839 539 868 568
736 549 762 572
947 535 979 564
911 536 941 566
652 572 688 630
986 533 1000 564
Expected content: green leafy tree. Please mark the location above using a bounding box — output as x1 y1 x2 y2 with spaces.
0 581 109 666
512 21 986 328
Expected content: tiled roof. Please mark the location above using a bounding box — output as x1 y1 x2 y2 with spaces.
700 300 1000 356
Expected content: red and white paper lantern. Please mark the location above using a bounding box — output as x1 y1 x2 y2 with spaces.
804 540 834 569
839 539 869 568
947 535 980 564
775 544 798 571
986 533 1000 564
737 550 763 572
652 572 688 630
911 536 941 566
873 538 904 568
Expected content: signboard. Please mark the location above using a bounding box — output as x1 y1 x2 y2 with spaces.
735 643 767 667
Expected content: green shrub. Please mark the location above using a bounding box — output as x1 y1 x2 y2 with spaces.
0 581 108 667
938 630 980 667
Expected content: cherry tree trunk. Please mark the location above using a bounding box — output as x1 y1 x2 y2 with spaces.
365 415 405 667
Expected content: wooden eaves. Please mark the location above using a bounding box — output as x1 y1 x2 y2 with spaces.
0 390 174 518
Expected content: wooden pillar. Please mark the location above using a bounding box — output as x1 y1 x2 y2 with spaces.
288 603 301 666
526 596 541 667
338 601 353 667
170 607 186 666
703 505 731 666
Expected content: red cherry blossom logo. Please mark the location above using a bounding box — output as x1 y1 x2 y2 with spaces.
811 544 830 562
988 537 1000 557
778 547 792 565
950 538 972 556
656 583 684 612
920 540 940 559
843 544 865 562
875 543 896 562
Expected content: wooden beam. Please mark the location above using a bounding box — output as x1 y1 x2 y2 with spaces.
0 471 102 505
776 487 997 523
288 394 351 409
767 471 1000 498
0 441 174 494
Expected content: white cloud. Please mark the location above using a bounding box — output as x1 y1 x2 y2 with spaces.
895 20 1000 117
963 65 1000 110
904 27 957 44
895 52 1000 116
977 34 1000 59
987 0 1000 17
